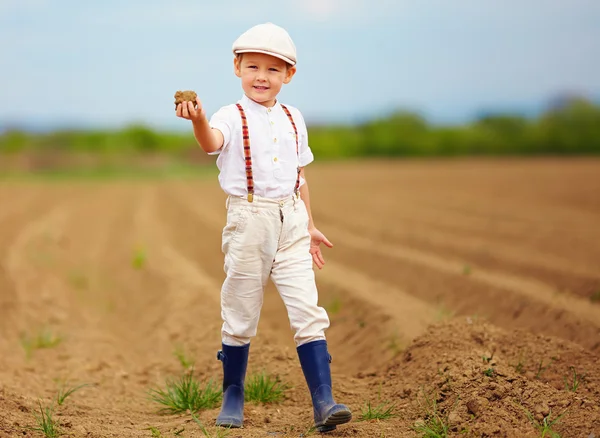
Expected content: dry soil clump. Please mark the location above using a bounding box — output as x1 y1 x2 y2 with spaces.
174 90 198 109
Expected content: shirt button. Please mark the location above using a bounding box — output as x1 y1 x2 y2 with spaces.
268 108 271 113
273 157 278 162
270 121 274 125
274 138 277 143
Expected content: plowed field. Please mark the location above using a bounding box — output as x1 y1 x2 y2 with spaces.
1 158 599 437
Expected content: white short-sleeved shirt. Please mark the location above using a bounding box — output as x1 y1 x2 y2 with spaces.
208 94 314 199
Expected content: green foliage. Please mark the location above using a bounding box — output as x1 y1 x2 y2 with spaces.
56 382 90 406
132 247 147 269
191 413 232 438
563 366 585 392
523 407 566 438
358 400 398 421
148 372 221 414
30 401 61 438
2 97 600 159
244 371 289 404
20 328 63 358
413 389 451 438
173 344 196 369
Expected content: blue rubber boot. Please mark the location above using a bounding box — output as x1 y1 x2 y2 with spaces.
297 340 352 433
215 343 249 428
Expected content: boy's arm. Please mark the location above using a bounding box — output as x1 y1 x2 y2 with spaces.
176 99 223 153
299 167 316 230
299 167 333 269
192 116 224 154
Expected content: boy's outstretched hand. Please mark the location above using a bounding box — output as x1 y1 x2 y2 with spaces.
175 97 206 123
308 227 333 269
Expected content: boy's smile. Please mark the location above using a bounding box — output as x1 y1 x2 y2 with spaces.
234 52 296 108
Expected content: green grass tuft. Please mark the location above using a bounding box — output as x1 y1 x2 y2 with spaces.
173 344 195 369
359 400 398 421
413 390 450 438
535 357 556 379
591 290 600 303
191 413 231 437
30 401 61 438
244 371 289 404
56 382 90 406
20 328 63 358
523 407 566 438
325 297 342 315
563 366 585 392
132 247 147 269
145 426 163 437
148 371 221 414
483 368 495 377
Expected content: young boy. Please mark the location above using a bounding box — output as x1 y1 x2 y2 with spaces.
175 22 351 433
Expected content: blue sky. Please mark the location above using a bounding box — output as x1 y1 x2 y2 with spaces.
1 0 599 131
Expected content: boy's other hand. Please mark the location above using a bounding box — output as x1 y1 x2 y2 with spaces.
175 97 206 123
308 227 333 269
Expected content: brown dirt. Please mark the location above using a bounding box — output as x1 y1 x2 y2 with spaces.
0 158 599 437
174 90 198 109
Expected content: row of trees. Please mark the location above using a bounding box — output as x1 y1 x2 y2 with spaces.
1 97 599 159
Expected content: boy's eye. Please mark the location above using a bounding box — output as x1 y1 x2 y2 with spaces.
269 68 279 72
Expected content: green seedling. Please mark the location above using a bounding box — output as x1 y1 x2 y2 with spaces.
482 351 494 364
68 271 89 291
244 371 289 404
20 328 63 358
523 407 566 438
173 344 195 369
30 401 61 438
591 290 600 303
387 330 405 356
463 265 472 275
535 357 556 379
359 400 398 421
191 413 231 438
563 366 585 392
301 425 317 436
132 247 147 269
359 381 398 421
483 368 495 377
512 350 527 374
56 382 90 406
413 389 450 438
148 371 221 414
145 426 163 437
325 297 342 315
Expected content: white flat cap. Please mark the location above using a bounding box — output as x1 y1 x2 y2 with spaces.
232 22 297 66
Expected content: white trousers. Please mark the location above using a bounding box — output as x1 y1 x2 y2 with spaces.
220 194 330 347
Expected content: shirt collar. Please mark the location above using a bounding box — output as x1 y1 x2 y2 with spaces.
239 94 280 114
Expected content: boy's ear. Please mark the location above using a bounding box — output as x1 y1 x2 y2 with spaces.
283 65 297 84
233 56 242 78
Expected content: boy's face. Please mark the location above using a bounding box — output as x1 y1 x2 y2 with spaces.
234 52 296 107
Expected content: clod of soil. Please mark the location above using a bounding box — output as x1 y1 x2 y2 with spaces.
174 90 198 109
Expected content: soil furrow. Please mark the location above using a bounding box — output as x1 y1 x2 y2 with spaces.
1 159 600 438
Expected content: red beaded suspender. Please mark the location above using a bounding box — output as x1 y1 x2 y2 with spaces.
235 103 254 202
280 104 301 198
235 103 301 202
